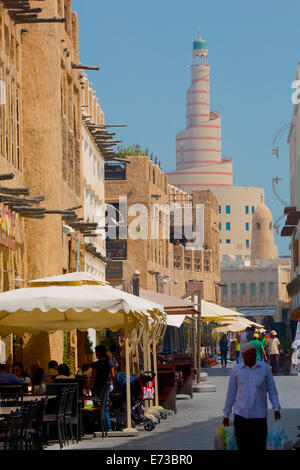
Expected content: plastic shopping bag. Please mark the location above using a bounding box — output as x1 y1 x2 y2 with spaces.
267 422 290 450
214 425 238 450
225 425 238 450
214 426 225 450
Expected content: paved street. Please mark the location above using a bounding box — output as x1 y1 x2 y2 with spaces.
46 364 300 451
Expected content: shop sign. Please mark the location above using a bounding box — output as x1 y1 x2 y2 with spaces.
0 204 16 250
106 261 123 279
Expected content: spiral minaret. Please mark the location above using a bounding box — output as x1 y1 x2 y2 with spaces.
168 29 233 191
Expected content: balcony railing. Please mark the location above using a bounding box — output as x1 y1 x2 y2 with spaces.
106 240 127 260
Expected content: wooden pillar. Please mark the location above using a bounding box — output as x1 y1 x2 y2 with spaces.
124 314 132 431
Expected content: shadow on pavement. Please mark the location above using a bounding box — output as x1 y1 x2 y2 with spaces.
67 409 300 451
202 366 233 377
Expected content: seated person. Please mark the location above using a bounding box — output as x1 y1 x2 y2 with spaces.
12 362 31 384
48 360 59 382
32 367 47 392
0 362 25 385
54 363 75 380
30 359 48 384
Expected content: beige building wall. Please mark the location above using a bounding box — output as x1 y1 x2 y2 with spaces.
221 262 291 326
105 156 220 302
81 78 106 281
0 4 27 365
215 186 265 264
286 63 300 314
19 0 83 368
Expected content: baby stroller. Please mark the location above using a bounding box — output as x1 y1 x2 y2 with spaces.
111 372 155 431
137 371 169 425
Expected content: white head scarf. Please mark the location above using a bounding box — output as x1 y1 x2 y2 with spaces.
241 343 256 354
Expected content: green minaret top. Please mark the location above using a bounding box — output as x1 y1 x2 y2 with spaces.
193 28 207 50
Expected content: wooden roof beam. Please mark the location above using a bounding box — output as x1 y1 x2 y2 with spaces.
72 63 99 71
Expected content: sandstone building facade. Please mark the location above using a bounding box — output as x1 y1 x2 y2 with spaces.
105 155 220 303
0 0 106 368
221 204 291 337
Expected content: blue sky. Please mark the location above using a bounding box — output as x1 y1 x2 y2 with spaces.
72 0 299 256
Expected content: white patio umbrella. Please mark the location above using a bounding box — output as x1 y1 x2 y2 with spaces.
214 316 265 334
0 272 165 336
0 271 166 432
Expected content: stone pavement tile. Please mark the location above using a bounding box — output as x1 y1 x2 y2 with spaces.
46 368 300 451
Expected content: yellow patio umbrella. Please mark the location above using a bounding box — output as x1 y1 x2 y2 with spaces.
200 300 239 322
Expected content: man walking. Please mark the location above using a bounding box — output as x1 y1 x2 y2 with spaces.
266 331 280 376
223 343 281 450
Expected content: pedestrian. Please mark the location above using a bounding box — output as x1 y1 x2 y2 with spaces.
249 333 267 362
89 344 112 431
266 331 280 376
223 343 281 450
247 325 256 342
234 332 241 363
219 334 229 368
240 327 250 349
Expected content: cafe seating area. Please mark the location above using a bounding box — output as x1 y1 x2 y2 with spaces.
0 382 85 450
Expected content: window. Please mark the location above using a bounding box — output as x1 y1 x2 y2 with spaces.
219 239 222 244
269 282 275 294
222 285 228 295
226 222 231 231
256 222 261 230
226 205 230 214
231 284 237 295
246 239 249 248
245 206 249 214
245 223 249 231
219 222 222 231
194 257 202 272
241 283 246 295
226 239 231 244
252 206 255 214
174 255 181 269
218 205 221 214
260 282 265 295
184 256 191 270
204 255 210 272
250 283 256 295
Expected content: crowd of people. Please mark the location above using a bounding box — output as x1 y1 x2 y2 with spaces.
218 326 288 375
0 335 125 433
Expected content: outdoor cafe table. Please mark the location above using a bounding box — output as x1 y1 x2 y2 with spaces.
0 395 56 417
0 407 18 417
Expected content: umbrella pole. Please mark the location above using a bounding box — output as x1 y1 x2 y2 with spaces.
142 320 150 417
197 290 202 383
123 315 136 434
